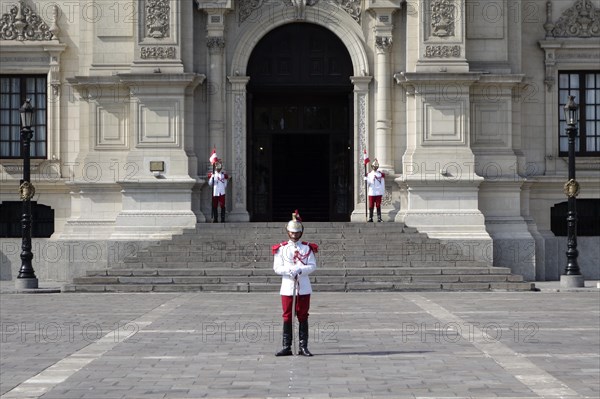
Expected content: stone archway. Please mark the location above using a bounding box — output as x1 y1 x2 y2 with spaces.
245 23 354 221
226 6 371 222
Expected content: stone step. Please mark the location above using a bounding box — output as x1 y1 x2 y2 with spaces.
63 281 534 293
85 266 513 278
67 222 530 293
75 268 518 286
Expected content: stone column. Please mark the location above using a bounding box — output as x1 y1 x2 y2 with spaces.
207 36 226 157
227 76 251 222
374 36 394 172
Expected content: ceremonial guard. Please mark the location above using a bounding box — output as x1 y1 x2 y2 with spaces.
207 161 228 223
272 210 318 357
365 159 385 222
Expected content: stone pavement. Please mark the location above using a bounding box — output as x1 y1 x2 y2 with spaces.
0 282 598 398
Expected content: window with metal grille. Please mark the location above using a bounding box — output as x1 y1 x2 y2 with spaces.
0 75 48 159
558 71 600 156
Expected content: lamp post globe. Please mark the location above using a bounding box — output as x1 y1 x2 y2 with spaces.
560 95 584 288
15 98 38 290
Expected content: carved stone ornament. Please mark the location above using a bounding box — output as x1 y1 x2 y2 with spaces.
146 0 170 39
425 45 461 58
207 36 226 51
431 0 455 37
140 46 176 59
564 179 580 198
375 36 393 52
19 181 35 201
238 0 361 24
550 0 600 37
0 0 56 41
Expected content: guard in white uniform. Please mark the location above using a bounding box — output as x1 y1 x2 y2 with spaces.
207 161 228 223
272 210 318 356
365 159 385 222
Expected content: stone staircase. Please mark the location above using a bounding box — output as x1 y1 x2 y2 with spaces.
64 223 535 292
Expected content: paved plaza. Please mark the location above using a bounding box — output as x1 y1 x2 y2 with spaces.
0 283 599 399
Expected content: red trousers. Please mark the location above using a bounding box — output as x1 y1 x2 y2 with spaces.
281 294 310 323
369 195 382 208
212 195 225 208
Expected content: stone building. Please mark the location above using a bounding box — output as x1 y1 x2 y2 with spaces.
1 0 599 282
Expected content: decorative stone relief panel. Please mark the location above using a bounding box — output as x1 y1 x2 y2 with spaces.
431 0 456 37
140 46 176 59
145 0 170 39
233 93 245 207
547 0 600 38
358 93 367 204
425 45 461 57
137 100 180 148
0 0 58 41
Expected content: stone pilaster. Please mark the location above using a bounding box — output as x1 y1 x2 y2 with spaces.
350 76 373 222
227 76 251 222
366 1 401 172
395 72 491 262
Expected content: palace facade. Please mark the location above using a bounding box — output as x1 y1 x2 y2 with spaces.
1 0 599 282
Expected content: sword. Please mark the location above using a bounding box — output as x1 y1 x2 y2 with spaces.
291 275 298 356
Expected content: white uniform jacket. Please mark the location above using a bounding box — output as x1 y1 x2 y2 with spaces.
272 240 318 296
208 171 228 196
366 170 385 196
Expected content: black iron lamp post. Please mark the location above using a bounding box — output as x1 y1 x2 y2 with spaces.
15 98 38 289
560 95 584 288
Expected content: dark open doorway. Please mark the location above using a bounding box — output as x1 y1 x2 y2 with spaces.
247 23 354 222
272 134 329 221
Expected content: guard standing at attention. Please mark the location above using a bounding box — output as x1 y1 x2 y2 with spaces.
365 159 385 222
208 161 228 223
272 210 318 356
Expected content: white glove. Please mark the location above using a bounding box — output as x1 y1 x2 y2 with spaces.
288 267 302 278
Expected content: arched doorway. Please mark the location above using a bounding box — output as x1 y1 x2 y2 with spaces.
247 23 353 222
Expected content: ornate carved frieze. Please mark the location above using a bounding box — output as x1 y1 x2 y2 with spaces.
338 0 362 23
375 36 393 52
0 0 56 41
145 0 170 39
238 0 361 25
424 45 461 58
140 46 176 59
358 93 367 205
431 0 455 37
549 0 600 37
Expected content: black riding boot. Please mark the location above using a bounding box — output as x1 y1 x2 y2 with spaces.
377 208 383 222
220 207 226 223
298 321 313 356
275 322 293 356
212 207 218 223
368 208 374 222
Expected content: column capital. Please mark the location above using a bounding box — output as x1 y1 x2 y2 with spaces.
375 36 393 53
228 75 251 88
351 75 373 91
207 36 225 54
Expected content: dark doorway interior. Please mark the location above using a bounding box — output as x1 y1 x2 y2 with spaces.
272 134 329 221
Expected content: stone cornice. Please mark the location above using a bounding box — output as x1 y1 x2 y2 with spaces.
394 71 482 85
